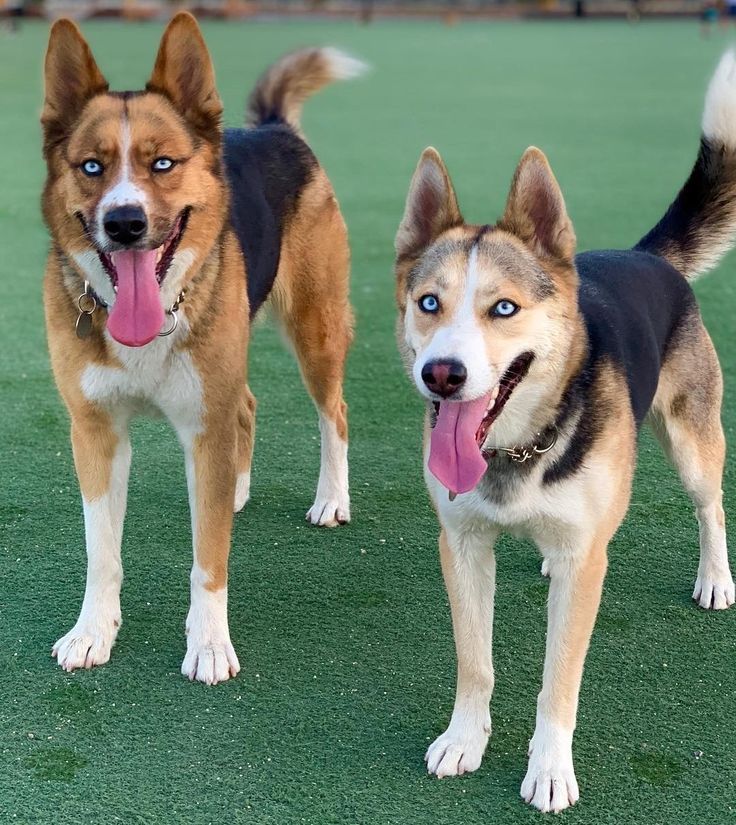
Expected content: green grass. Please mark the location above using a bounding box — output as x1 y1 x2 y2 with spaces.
1 17 735 825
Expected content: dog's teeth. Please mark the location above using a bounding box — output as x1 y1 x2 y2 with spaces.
487 398 496 412
491 385 500 400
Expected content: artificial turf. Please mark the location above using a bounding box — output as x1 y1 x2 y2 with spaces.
1 16 735 825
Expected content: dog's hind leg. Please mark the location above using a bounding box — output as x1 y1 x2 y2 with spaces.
650 317 734 609
234 385 256 513
271 177 353 527
425 526 497 778
53 408 130 671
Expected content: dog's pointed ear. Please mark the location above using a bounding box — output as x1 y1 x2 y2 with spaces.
395 147 463 261
498 147 576 262
42 19 108 151
147 12 222 138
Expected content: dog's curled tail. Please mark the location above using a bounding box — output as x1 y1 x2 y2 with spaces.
246 47 367 135
636 50 736 279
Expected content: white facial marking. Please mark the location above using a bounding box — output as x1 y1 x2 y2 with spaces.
411 246 497 401
95 118 149 248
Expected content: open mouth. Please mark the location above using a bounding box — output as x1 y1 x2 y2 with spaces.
427 351 535 496
474 351 534 447
97 209 189 290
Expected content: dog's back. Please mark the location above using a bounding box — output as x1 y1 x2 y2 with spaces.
223 47 365 318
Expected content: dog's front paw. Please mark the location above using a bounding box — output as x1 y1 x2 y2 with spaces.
693 570 735 610
52 615 120 672
425 723 490 778
306 495 350 527
521 723 579 813
181 639 240 685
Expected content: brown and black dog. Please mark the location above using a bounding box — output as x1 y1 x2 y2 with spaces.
395 53 736 811
42 14 363 683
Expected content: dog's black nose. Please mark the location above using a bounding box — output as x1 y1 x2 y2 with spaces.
103 205 147 245
421 359 467 398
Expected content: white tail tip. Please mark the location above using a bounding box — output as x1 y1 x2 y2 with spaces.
703 49 736 147
322 48 370 81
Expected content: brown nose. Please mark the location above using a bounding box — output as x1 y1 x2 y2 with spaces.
421 359 467 398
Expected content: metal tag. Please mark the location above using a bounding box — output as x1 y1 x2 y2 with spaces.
75 311 93 340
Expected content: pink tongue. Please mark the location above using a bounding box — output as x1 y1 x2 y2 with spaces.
428 394 491 495
106 249 164 347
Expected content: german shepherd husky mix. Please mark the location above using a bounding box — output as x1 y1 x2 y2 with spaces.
42 14 362 684
395 54 736 811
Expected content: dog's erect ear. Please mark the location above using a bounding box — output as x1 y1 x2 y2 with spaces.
499 147 576 262
147 12 222 138
395 148 463 261
42 19 108 152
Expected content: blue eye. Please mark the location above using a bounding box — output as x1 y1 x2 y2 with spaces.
419 294 440 313
81 159 103 177
492 300 519 318
152 157 175 172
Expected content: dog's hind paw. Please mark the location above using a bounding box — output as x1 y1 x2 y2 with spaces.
306 496 350 527
693 572 736 610
233 471 251 513
52 617 120 671
425 724 489 778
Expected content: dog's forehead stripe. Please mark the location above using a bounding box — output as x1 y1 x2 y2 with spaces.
476 237 557 300
407 237 475 292
407 232 556 302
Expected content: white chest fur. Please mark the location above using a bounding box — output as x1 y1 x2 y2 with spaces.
426 446 616 550
81 320 203 432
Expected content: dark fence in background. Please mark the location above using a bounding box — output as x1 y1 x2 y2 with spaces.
0 0 712 21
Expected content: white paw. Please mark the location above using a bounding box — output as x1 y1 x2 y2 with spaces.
521 723 579 813
425 723 490 778
181 640 240 685
52 616 120 671
541 558 550 577
234 471 251 513
306 495 350 527
693 571 735 610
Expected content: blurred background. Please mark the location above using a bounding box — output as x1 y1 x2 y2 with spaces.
0 0 732 26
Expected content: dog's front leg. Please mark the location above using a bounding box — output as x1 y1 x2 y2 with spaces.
426 525 498 777
53 409 130 671
179 417 240 685
521 537 608 813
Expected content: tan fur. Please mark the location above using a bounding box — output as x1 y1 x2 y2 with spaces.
396 145 733 812
42 13 353 681
246 48 364 137
270 168 353 443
